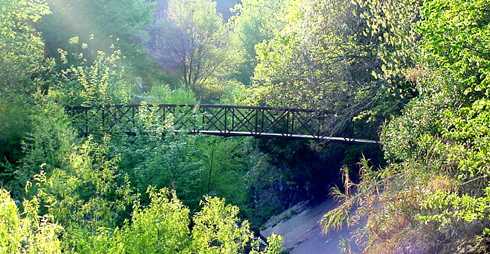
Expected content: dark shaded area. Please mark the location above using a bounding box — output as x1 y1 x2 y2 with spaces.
256 137 384 207
0 99 33 186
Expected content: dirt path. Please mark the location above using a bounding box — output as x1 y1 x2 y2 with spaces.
261 200 355 254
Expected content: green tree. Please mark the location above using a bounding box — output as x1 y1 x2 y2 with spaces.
0 0 50 95
228 0 290 85
0 0 51 174
323 0 490 252
0 98 33 184
153 0 237 98
10 102 75 197
190 196 255 253
253 0 385 135
353 0 421 99
114 191 282 254
50 44 134 106
115 125 254 212
39 0 153 58
38 0 163 87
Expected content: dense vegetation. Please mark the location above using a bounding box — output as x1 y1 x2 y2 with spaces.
0 0 488 253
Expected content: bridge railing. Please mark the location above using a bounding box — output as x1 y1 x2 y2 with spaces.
67 104 330 135
66 104 378 143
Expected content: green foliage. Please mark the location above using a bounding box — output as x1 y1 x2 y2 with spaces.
29 137 137 253
49 42 134 106
112 190 282 254
38 0 155 81
325 0 490 252
252 0 304 105
155 0 239 99
40 0 153 52
1 185 282 254
0 189 62 254
143 84 197 104
0 0 51 95
253 0 388 135
191 196 253 253
353 0 420 98
418 187 490 226
115 133 204 209
7 102 75 197
380 87 447 162
0 97 33 182
114 188 191 253
418 0 489 102
229 0 290 85
196 137 250 205
114 129 254 212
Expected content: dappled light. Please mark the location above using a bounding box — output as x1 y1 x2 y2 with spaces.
0 0 488 253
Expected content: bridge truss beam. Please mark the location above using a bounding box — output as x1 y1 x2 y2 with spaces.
67 104 379 144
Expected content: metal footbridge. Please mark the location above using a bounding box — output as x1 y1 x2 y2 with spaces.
67 104 379 144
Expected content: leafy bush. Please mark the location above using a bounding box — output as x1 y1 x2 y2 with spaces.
113 188 191 253
29 137 137 252
114 129 254 212
0 189 62 254
5 102 75 198
113 190 282 254
49 44 134 106
1 186 283 254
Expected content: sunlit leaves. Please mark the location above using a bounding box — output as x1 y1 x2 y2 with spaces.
31 137 137 252
326 0 490 251
0 0 51 95
353 0 420 98
418 0 490 103
49 43 133 106
115 188 191 254
418 188 490 226
0 189 62 254
228 0 290 85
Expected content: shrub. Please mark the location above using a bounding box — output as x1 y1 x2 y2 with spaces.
0 189 62 254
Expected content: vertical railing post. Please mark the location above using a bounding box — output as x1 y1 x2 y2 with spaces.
231 107 235 132
291 110 295 136
316 111 321 139
254 108 258 135
285 110 290 136
261 108 265 135
131 105 136 131
202 106 206 133
224 107 228 135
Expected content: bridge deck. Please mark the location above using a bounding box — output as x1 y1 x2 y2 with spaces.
67 104 379 144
